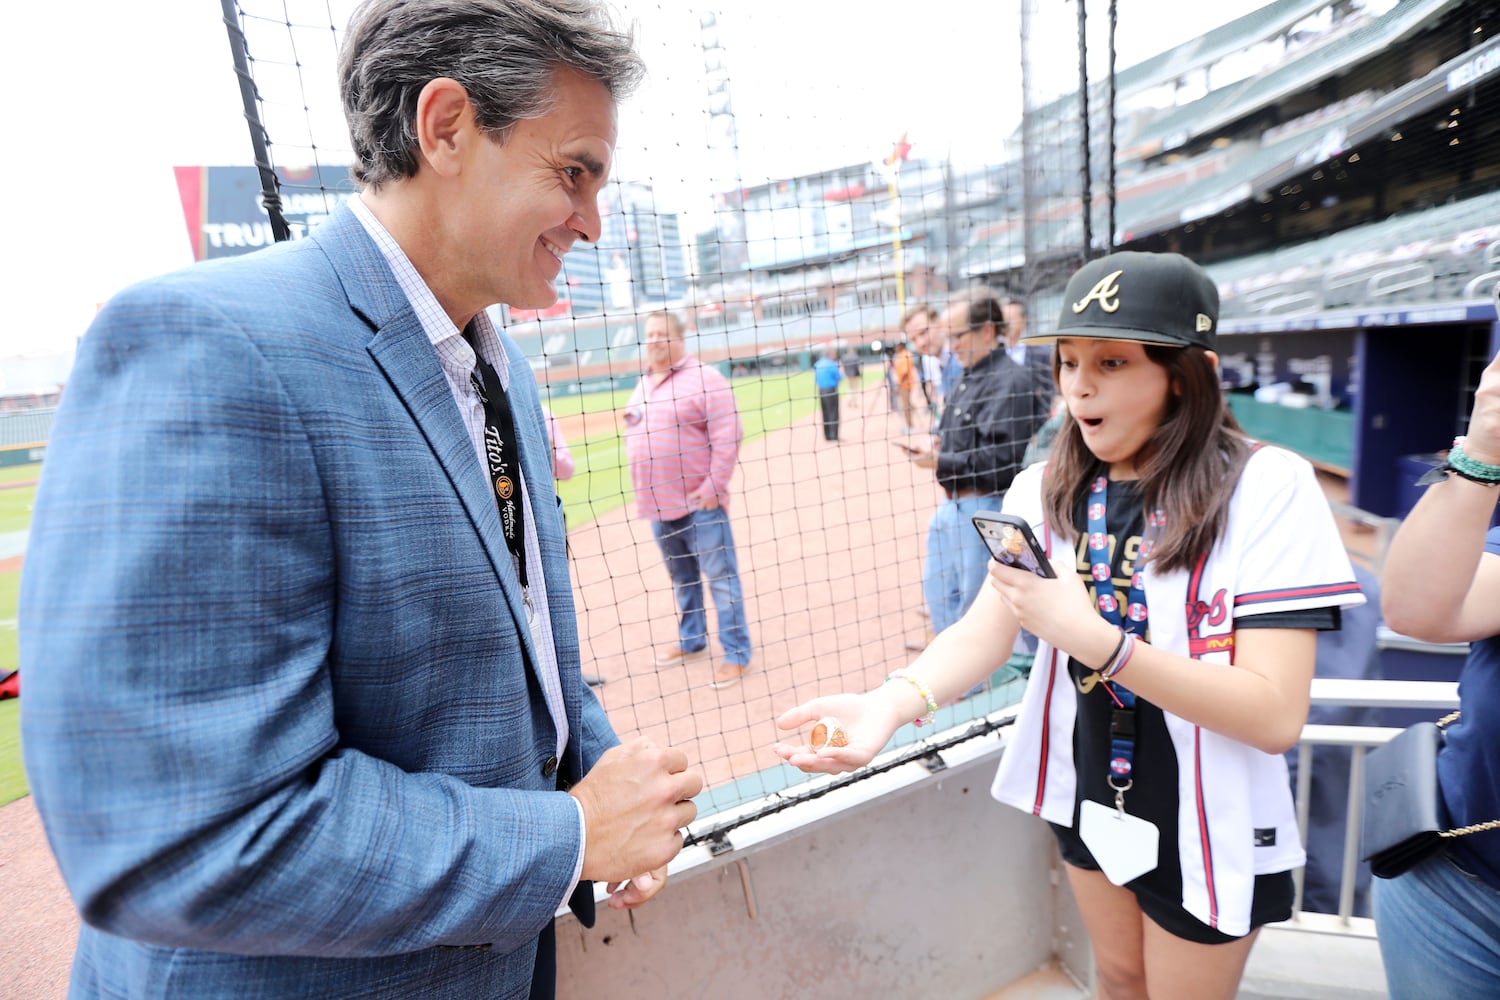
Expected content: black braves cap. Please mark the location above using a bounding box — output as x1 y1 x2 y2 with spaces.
1022 250 1219 351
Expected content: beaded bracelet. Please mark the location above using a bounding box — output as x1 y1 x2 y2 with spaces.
1102 633 1137 680
1450 437 1500 485
886 669 938 727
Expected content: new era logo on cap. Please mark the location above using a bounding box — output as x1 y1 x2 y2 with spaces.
1025 250 1221 351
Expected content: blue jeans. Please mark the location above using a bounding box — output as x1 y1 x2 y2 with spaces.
1373 851 1500 998
651 508 752 665
923 493 1002 634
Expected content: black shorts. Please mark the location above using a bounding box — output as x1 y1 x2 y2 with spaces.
1049 822 1295 945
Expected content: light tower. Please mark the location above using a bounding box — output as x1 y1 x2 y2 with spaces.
700 12 747 280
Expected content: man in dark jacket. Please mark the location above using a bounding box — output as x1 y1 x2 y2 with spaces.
900 287 1042 632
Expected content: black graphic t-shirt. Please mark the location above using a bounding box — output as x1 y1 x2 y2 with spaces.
1052 479 1336 910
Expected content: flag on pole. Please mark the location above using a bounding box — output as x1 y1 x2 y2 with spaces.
884 131 913 169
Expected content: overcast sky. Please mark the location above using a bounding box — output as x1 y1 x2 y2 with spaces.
1 0 1268 365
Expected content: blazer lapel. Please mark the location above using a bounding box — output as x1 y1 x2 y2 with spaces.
313 204 540 667
365 320 517 587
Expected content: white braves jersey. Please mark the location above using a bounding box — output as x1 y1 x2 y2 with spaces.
989 445 1364 936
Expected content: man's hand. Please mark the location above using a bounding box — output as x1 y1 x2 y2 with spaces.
569 737 702 884
894 437 939 470
606 866 669 910
690 484 721 510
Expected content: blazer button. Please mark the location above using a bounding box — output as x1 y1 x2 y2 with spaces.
542 756 559 779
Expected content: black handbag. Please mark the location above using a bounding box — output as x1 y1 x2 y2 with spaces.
1360 712 1500 879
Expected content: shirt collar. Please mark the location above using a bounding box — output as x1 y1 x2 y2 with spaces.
348 196 508 390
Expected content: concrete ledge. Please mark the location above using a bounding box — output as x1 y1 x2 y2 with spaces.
1238 915 1387 1000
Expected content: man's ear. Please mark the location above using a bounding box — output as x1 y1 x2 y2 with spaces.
414 77 472 178
1205 349 1220 372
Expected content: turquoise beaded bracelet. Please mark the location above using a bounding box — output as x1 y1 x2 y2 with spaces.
1450 437 1500 485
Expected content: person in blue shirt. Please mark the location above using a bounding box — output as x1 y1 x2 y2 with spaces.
1376 346 1500 999
813 347 845 442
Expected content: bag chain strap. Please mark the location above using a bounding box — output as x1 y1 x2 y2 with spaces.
1433 712 1500 839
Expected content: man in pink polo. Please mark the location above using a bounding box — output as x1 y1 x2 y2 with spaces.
623 311 751 688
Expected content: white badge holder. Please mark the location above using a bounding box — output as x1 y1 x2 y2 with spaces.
1079 798 1160 886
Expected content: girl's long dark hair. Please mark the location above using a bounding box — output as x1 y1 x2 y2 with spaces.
1041 344 1250 574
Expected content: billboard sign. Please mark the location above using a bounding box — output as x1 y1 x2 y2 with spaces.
174 164 360 261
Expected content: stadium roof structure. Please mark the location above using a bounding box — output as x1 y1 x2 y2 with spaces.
962 0 1492 281
1122 28 1500 241
1129 0 1462 156
1111 0 1333 99
1022 0 1333 131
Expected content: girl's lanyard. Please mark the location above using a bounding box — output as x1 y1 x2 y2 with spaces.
1078 474 1164 886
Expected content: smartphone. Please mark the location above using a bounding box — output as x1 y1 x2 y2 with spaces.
972 511 1056 578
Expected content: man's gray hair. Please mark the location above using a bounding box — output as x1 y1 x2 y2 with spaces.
339 0 645 188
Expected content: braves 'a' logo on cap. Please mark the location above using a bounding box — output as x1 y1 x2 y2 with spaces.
1071 269 1124 315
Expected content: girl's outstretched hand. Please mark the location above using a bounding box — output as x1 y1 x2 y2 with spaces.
774 690 902 775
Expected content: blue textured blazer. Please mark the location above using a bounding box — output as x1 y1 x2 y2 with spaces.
20 204 614 998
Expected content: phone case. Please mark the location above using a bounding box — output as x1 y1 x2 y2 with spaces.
972 512 1056 578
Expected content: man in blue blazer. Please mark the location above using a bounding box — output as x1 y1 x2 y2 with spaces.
19 2 701 997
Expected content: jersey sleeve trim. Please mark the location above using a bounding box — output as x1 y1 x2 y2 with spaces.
1233 581 1362 608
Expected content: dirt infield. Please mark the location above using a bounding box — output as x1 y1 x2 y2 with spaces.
566 384 939 795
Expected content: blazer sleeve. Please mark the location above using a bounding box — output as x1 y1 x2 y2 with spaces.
20 280 582 959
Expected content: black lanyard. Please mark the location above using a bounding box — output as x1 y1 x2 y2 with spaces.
463 326 528 593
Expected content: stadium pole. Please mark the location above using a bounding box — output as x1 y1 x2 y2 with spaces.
1076 0 1093 259
1107 0 1118 253
219 0 292 243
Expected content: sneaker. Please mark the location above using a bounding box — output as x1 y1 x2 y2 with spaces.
710 663 748 689
654 646 705 667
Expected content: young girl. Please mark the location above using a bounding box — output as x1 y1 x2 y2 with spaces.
776 251 1364 1000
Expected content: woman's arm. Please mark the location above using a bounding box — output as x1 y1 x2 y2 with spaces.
987 561 1316 754
1094 627 1316 755
775 580 1021 774
1383 350 1500 643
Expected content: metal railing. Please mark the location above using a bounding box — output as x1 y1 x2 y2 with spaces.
1289 676 1461 928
